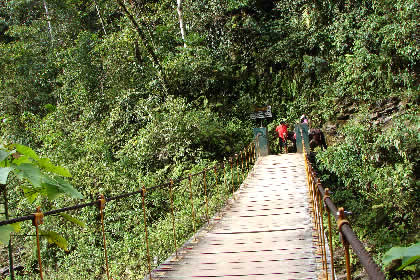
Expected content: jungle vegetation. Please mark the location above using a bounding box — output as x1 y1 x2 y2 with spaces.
0 0 418 279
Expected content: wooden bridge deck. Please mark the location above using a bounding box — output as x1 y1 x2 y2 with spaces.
150 154 321 280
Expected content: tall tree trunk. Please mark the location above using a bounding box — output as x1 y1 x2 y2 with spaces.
42 0 53 44
115 0 169 95
93 0 107 35
176 0 187 47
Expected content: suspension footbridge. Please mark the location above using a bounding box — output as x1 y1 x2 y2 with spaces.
151 154 322 280
0 138 386 280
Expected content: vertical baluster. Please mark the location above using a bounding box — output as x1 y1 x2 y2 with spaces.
245 148 249 173
2 185 15 280
338 208 351 280
188 175 197 241
317 185 328 279
222 162 227 199
213 166 219 186
236 154 240 187
324 189 335 280
32 207 44 280
97 194 111 280
169 180 178 259
141 186 152 280
203 171 209 224
240 151 244 181
230 158 235 199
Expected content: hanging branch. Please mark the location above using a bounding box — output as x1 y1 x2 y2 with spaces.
115 0 169 94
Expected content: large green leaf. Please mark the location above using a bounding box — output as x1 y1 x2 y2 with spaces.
15 144 39 160
383 246 407 266
12 155 32 165
0 167 12 184
383 242 420 271
59 213 86 228
41 182 62 200
0 223 21 244
0 150 11 162
15 163 42 187
40 230 69 251
42 175 83 199
37 158 71 177
398 242 420 271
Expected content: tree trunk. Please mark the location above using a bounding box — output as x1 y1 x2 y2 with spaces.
115 0 169 94
93 0 107 35
176 0 187 47
42 0 53 44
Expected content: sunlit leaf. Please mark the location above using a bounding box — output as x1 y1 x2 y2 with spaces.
15 144 39 160
40 230 69 251
42 175 83 199
59 213 86 228
12 155 31 165
37 158 71 177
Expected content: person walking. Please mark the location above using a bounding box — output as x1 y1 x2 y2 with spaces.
275 121 288 154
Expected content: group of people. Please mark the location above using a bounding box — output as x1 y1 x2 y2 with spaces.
274 115 308 153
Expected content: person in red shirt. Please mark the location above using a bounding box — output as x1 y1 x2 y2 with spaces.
275 121 288 153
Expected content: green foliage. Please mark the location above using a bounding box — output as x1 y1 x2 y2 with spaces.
316 109 419 275
0 0 419 278
0 143 83 246
0 143 83 203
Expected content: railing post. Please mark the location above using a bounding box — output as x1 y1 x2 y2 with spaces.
32 207 44 280
222 162 227 198
188 174 197 241
203 171 209 224
317 183 328 279
324 188 335 280
97 194 111 280
141 186 153 280
213 165 219 186
169 180 178 259
230 158 235 199
338 207 351 280
1 185 15 280
236 154 240 188
240 151 244 181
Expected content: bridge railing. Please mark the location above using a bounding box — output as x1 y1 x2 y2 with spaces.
301 136 386 280
0 139 259 280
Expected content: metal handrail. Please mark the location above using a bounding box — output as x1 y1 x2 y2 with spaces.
300 127 385 280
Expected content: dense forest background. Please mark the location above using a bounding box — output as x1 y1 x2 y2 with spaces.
0 0 418 279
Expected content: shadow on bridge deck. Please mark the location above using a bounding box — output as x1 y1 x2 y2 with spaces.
149 154 324 280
